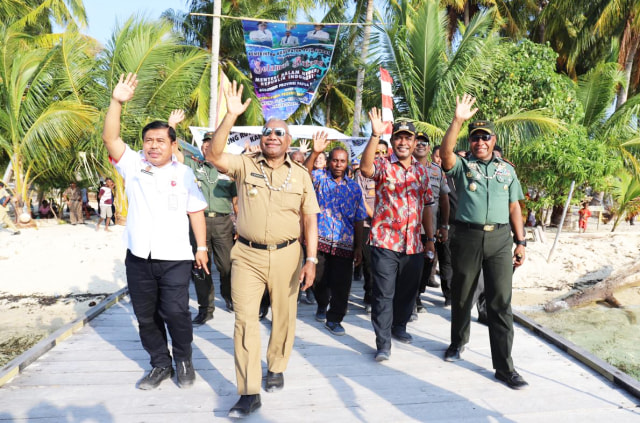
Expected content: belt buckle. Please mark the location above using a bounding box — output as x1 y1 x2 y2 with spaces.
483 224 495 232
207 212 216 217
266 244 277 251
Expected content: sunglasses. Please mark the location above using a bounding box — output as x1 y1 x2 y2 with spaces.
375 149 387 155
470 133 492 142
417 141 429 146
262 127 288 137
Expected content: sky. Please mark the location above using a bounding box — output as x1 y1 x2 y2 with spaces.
81 0 188 45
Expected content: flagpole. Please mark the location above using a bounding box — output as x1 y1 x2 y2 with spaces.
209 0 222 128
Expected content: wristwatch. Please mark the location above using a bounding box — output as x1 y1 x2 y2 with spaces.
440 225 450 230
196 246 208 252
306 257 319 264
426 237 437 243
514 239 527 247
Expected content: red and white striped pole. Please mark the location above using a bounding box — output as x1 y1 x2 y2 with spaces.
380 67 394 141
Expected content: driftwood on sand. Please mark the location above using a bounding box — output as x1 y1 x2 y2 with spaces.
544 262 640 312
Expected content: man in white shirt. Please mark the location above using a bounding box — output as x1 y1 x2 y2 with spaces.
249 21 273 46
305 24 331 43
102 73 209 391
280 30 299 47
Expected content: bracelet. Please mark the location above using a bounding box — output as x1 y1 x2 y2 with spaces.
440 225 450 230
426 237 437 243
196 246 208 252
306 257 319 264
371 133 381 138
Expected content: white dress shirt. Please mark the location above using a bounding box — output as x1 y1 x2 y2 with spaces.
114 145 207 260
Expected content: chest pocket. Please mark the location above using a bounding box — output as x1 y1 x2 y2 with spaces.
281 183 303 211
244 174 266 203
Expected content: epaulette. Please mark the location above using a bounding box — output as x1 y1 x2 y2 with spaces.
498 157 516 168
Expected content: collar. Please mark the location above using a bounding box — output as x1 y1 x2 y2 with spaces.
389 152 419 167
323 168 350 185
256 152 292 168
138 151 179 169
467 153 500 166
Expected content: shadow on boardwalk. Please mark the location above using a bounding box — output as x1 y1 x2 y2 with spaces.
0 282 639 422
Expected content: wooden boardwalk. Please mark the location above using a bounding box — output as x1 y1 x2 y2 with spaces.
1 282 639 422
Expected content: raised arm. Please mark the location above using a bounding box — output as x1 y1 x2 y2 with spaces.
168 109 186 163
303 131 330 174
102 73 138 161
441 94 478 171
206 81 251 173
360 107 389 178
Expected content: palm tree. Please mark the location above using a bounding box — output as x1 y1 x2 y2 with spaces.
372 0 559 147
609 169 640 231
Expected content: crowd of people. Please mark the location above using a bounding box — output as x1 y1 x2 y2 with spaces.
95 74 532 420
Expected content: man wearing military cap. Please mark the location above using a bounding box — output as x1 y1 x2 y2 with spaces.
360 110 435 362
174 123 238 324
439 94 528 390
207 81 320 418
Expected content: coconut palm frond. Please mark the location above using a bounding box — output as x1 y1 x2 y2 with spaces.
576 62 625 128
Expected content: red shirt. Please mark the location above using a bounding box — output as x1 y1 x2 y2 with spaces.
369 154 433 254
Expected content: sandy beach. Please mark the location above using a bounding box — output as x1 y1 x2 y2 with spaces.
1 215 639 370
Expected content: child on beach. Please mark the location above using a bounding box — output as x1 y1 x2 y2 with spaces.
578 203 591 233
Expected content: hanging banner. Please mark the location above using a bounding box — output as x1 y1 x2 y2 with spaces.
242 20 340 121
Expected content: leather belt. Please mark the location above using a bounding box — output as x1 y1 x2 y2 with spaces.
454 220 508 232
238 236 297 251
206 212 230 218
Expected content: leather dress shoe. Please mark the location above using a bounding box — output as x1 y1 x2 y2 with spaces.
444 344 464 362
192 310 213 326
391 327 413 344
228 394 261 418
176 359 195 388
426 279 440 288
265 371 284 392
137 366 174 390
444 297 451 307
224 298 234 311
495 369 529 390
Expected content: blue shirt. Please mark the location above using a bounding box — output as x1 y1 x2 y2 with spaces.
312 169 367 256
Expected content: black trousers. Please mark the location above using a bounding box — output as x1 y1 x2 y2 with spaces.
190 215 234 312
313 251 354 323
450 224 514 372
361 227 373 304
436 225 454 300
371 247 423 352
125 250 193 368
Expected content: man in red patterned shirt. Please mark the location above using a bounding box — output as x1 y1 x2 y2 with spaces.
360 108 436 362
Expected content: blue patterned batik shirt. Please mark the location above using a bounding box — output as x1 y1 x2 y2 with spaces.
312 169 368 258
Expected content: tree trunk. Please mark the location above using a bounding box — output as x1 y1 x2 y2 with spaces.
464 2 470 26
616 19 640 109
351 0 375 137
544 263 640 311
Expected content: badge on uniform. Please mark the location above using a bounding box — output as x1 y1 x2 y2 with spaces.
248 187 258 197
469 182 477 192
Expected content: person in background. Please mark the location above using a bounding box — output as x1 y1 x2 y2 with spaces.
0 181 20 235
96 178 115 232
63 181 84 225
578 202 591 233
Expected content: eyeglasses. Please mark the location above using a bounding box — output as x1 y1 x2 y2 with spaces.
262 127 288 137
470 133 492 142
417 141 429 146
375 150 387 155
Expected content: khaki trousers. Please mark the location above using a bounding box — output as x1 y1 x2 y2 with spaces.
230 241 302 395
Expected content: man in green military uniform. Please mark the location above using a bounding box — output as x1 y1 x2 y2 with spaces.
440 94 528 390
174 126 238 324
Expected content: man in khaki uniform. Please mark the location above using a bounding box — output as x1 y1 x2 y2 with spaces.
0 181 20 235
63 181 84 225
207 81 320 418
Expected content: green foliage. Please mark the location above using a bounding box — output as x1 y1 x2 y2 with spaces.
480 40 584 126
609 168 640 231
511 123 620 209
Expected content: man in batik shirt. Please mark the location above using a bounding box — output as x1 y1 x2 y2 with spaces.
359 110 435 362
304 132 367 336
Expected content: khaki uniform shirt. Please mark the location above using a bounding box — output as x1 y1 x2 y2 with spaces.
447 154 523 224
225 152 320 244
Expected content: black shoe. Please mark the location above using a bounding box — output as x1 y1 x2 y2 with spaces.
444 344 464 362
304 290 316 305
192 310 213 326
265 371 284 392
477 312 488 325
426 279 440 288
137 366 174 390
416 297 426 313
315 308 327 322
176 359 195 388
365 303 372 314
375 350 390 362
391 327 413 344
224 297 234 311
495 369 529 390
259 305 269 320
228 394 262 418
444 298 451 307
